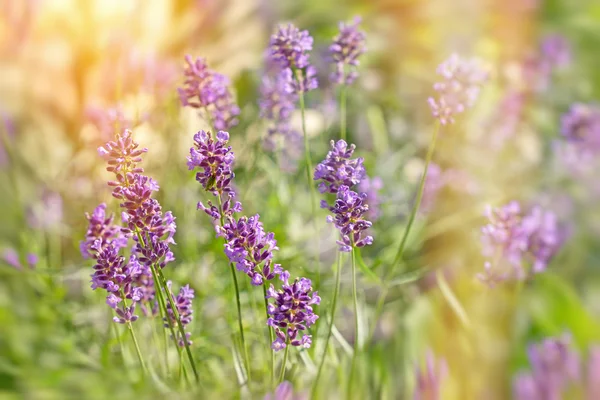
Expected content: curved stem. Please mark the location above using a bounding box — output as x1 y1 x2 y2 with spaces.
391 121 441 268
347 247 359 397
263 284 275 384
340 85 348 141
217 195 251 383
278 345 290 384
312 251 343 397
126 320 147 375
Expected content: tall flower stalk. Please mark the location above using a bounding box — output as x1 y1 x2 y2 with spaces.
89 129 199 382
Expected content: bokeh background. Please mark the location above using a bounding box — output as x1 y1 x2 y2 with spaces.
1 0 600 398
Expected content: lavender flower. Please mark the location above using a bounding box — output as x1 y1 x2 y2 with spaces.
561 103 600 154
428 54 488 125
165 282 194 346
357 175 383 221
514 335 580 400
314 140 365 194
413 351 448 400
322 185 373 252
178 55 240 130
27 190 63 232
329 16 366 86
479 201 564 285
264 381 307 400
541 34 571 70
268 24 318 93
2 249 21 269
80 203 127 259
266 276 320 351
220 214 285 286
188 130 235 196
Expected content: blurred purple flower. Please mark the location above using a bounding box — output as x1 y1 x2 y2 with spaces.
413 350 448 400
314 139 366 194
587 346 600 399
268 24 318 93
165 282 194 347
178 55 240 130
514 335 580 400
322 185 373 252
266 276 320 351
86 105 133 141
421 163 445 214
428 54 488 125
2 249 21 269
27 190 63 231
520 206 564 273
264 381 306 400
541 34 571 70
329 16 367 86
561 103 600 154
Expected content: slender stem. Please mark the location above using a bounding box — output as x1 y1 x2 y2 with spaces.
216 195 251 383
347 247 360 397
391 121 441 268
126 320 147 375
312 251 343 397
278 345 290 384
263 284 275 384
340 85 348 141
156 268 200 382
112 320 127 367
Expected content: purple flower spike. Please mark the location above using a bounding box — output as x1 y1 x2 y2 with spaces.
428 54 488 125
165 282 194 347
219 214 285 285
314 139 366 194
413 350 448 400
266 276 320 351
322 185 373 252
560 103 600 159
264 381 306 400
479 201 564 285
80 203 127 259
178 55 240 130
513 335 580 400
330 16 367 86
188 130 235 197
268 24 318 93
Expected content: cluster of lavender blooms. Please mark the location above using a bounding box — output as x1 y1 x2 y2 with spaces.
268 24 318 94
512 335 594 400
165 282 194 347
314 139 374 252
82 130 189 331
266 276 320 351
178 55 240 130
413 351 448 400
428 54 489 125
556 103 600 172
188 129 319 350
477 201 564 287
329 17 366 86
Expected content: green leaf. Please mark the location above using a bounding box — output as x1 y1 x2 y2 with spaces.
355 248 381 283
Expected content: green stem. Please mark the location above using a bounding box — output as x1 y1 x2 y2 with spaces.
347 247 359 397
263 284 275 384
391 121 440 268
217 195 251 383
340 85 348 141
312 251 343 397
278 345 290 384
156 267 200 382
126 320 147 375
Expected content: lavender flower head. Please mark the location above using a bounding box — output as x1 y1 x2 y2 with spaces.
330 16 367 86
165 282 194 347
264 381 307 400
479 201 564 286
268 24 318 93
514 335 580 400
2 249 37 270
560 103 600 155
428 54 489 125
413 351 448 400
266 276 320 351
541 34 571 70
178 55 240 130
80 203 127 259
314 140 366 194
322 185 373 252
220 214 285 286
